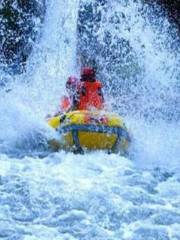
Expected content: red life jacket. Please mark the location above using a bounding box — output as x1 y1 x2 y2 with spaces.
60 96 71 112
77 80 104 110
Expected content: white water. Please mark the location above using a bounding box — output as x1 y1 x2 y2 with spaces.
0 0 180 239
90 0 180 169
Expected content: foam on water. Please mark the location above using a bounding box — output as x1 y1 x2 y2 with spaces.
0 0 179 166
0 0 180 239
0 152 179 239
127 117 180 170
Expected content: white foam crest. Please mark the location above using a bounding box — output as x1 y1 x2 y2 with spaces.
86 0 180 168
127 117 180 169
3 0 80 117
0 93 56 155
0 0 80 154
26 0 80 114
95 0 179 118
0 0 179 168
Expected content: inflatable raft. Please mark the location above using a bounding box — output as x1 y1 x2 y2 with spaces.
47 110 130 154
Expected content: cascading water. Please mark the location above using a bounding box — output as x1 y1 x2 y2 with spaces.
78 1 180 118
78 0 180 168
0 0 80 156
0 0 180 239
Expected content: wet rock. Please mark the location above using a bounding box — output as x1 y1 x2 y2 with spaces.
146 0 180 32
77 0 139 84
0 0 46 74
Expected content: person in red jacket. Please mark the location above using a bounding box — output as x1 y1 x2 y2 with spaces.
59 76 79 113
59 76 78 112
46 76 79 119
76 67 104 110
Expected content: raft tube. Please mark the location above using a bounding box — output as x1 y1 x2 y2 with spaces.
47 110 130 154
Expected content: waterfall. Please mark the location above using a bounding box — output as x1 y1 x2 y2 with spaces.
0 0 80 154
78 0 180 121
0 1 180 239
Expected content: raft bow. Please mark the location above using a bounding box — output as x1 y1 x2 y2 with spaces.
47 110 130 154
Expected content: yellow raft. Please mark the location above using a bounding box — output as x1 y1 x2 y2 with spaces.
47 110 130 154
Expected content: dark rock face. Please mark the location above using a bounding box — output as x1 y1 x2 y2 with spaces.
77 0 179 121
155 0 180 31
77 0 107 67
0 0 180 75
0 0 45 74
77 0 139 91
77 0 180 70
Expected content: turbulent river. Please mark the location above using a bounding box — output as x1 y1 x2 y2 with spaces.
0 0 180 239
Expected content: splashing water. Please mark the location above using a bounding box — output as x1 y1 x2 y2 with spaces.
0 0 80 155
78 0 180 168
78 0 180 120
0 0 180 239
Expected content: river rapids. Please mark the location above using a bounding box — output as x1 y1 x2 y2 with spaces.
0 0 180 239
